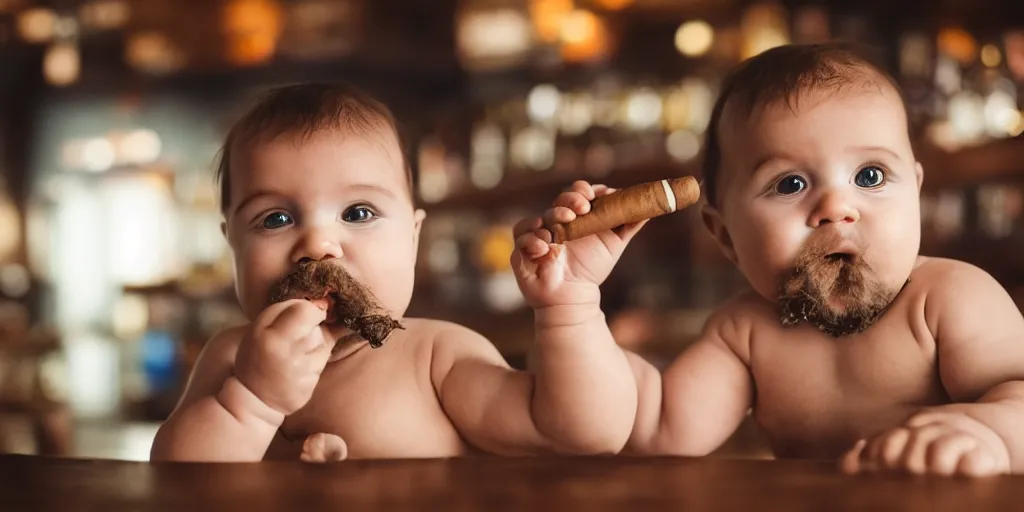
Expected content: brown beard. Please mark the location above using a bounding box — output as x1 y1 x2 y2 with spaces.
778 230 905 337
268 261 404 349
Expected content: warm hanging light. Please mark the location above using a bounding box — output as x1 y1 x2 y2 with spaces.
981 44 1002 68
17 7 56 43
530 0 574 44
456 7 532 71
740 2 790 59
125 31 186 75
43 41 80 86
559 9 610 62
937 27 978 64
222 0 283 66
675 20 714 57
78 0 131 30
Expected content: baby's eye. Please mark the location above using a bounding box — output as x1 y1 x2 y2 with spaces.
342 205 376 223
262 212 293 230
854 166 886 188
773 175 807 196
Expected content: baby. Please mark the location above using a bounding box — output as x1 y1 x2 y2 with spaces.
150 83 638 462
517 43 1024 476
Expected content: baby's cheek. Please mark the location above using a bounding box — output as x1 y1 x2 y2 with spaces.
877 221 919 286
366 256 416 313
235 257 279 316
741 230 798 291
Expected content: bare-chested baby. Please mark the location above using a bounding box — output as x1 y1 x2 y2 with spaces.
150 83 638 462
516 43 1024 476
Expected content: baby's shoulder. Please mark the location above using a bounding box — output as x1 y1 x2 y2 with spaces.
407 318 497 355
910 256 991 284
406 318 506 387
702 290 778 363
909 256 1002 301
403 315 487 344
909 256 1013 328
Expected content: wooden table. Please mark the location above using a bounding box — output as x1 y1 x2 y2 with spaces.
1 453 1021 511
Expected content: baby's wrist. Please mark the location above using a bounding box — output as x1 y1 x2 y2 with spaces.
217 376 286 428
534 302 605 329
529 282 601 310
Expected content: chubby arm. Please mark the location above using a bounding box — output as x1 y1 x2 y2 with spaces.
431 309 637 456
150 329 282 462
925 262 1024 472
625 310 755 456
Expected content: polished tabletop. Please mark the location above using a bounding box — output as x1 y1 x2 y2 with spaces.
1 453 1020 511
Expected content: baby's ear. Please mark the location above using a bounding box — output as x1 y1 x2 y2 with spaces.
915 161 924 191
700 204 738 266
412 209 426 250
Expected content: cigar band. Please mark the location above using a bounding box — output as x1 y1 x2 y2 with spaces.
661 179 676 213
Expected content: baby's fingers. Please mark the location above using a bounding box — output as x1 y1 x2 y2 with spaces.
513 216 543 238
543 206 577 228
567 180 598 201
553 191 591 215
515 232 551 260
957 447 999 477
926 433 978 476
839 439 867 474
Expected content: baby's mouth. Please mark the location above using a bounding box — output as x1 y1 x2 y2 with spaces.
825 252 856 264
268 260 405 349
308 294 340 324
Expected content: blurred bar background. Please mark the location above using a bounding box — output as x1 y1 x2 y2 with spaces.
0 0 1022 461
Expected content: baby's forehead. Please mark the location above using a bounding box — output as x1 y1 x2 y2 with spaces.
725 76 901 128
720 86 905 163
235 126 404 172
228 127 413 202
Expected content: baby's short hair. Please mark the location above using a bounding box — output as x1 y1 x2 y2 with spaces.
215 82 413 214
701 42 905 207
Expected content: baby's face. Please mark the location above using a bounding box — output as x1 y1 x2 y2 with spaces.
705 83 922 310
223 128 424 329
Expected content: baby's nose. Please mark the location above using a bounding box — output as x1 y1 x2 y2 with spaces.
292 227 344 264
808 190 860 227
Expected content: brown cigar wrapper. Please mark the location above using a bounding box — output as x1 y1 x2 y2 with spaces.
550 176 700 244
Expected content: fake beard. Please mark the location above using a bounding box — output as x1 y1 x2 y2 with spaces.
778 231 904 337
268 261 403 349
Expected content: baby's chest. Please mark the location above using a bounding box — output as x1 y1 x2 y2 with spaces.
280 359 466 458
750 323 946 449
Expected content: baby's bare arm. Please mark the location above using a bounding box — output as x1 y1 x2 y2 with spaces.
431 310 637 455
150 329 282 461
924 261 1024 471
626 310 755 456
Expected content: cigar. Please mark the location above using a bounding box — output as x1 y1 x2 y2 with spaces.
269 261 404 349
550 176 700 244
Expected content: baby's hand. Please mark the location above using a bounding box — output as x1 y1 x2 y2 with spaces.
300 433 348 463
840 410 1010 477
234 299 332 417
512 181 647 309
